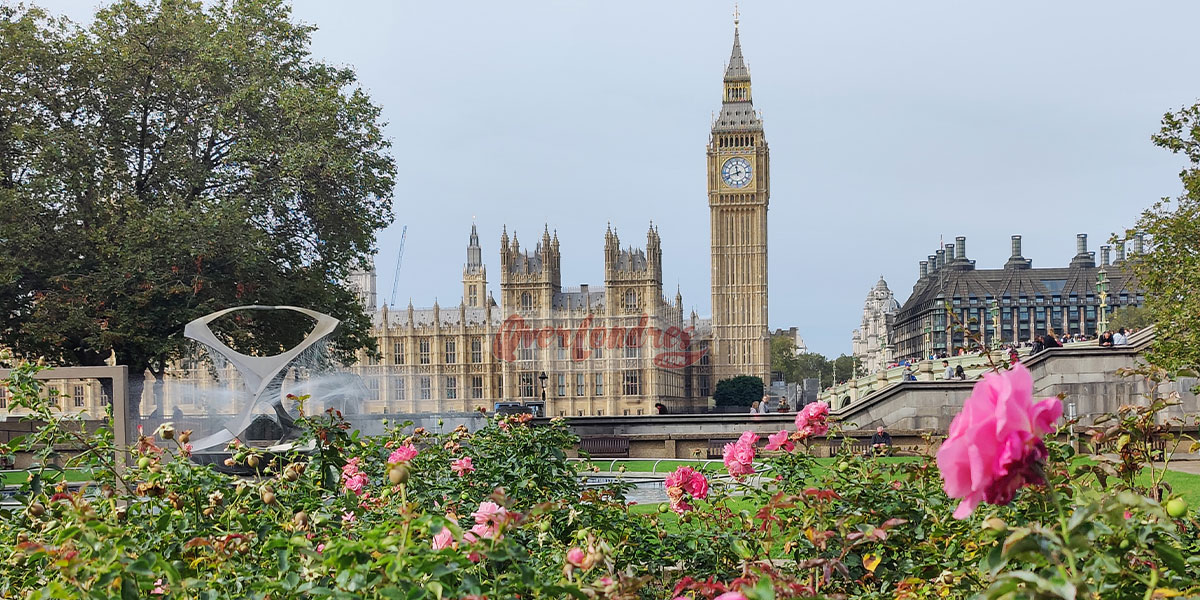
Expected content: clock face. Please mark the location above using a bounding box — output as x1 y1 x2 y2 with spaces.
721 157 752 188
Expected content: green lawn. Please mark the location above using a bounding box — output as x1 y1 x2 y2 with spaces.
576 459 724 473
2 468 95 487
613 458 1200 515
577 456 919 474
1139 469 1200 503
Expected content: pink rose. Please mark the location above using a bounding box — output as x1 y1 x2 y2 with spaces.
432 525 455 550
765 430 795 452
340 458 369 496
714 593 748 600
937 363 1062 519
737 430 760 446
469 522 497 540
666 486 691 514
686 470 709 499
566 547 586 567
664 466 710 513
723 439 756 478
467 501 508 540
388 444 418 464
472 501 506 524
794 402 830 438
451 456 475 476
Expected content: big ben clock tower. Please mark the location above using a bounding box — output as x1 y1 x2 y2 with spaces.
709 12 770 385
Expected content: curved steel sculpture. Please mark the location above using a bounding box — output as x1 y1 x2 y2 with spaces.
182 305 340 452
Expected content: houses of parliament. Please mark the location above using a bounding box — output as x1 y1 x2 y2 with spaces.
0 18 773 422
346 18 772 417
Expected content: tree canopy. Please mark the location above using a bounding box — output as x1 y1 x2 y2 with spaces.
0 1 395 390
770 335 861 386
1107 305 1154 332
713 375 764 407
1129 101 1200 374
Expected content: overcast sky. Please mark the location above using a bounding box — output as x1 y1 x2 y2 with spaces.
35 1 1200 356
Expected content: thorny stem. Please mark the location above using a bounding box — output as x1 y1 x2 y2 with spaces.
1047 480 1079 581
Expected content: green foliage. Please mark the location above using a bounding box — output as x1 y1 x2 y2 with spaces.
1107 305 1154 332
713 375 764 407
4 366 1200 599
1129 101 1200 374
771 335 862 385
0 1 395 381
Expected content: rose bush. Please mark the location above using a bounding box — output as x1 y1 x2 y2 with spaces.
1 359 1199 599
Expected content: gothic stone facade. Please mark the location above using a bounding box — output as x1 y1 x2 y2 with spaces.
494 225 709 416
349 224 713 416
851 277 899 374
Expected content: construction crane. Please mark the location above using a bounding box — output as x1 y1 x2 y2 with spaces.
389 225 408 307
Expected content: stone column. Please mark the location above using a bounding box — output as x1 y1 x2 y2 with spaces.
918 360 934 381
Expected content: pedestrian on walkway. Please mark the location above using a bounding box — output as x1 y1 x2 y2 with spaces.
1114 328 1128 346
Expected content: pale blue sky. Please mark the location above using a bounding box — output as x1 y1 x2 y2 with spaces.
35 1 1200 355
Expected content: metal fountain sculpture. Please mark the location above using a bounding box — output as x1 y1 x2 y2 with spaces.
182 305 340 454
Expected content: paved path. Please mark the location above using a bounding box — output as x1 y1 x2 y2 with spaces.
1159 460 1200 475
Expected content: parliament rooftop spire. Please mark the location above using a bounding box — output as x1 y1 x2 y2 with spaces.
724 6 750 84
714 9 760 132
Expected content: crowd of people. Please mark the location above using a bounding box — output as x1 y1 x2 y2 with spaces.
748 397 791 414
1097 327 1132 347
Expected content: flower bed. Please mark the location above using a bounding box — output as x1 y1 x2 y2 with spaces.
2 361 1199 599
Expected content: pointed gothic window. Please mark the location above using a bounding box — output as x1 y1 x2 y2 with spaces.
521 292 532 310
624 289 638 312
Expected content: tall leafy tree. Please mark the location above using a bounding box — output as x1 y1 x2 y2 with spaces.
1128 102 1200 375
1106 305 1154 332
713 375 764 407
0 1 395 408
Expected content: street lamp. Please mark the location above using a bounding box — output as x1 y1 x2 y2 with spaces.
989 299 1001 350
538 371 548 404
1096 269 1110 335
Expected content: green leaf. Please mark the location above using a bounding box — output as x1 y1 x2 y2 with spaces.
120 576 138 600
127 555 155 577
1155 543 1188 575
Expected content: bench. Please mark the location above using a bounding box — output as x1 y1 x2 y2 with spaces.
579 436 630 458
826 437 873 457
1090 433 1168 460
707 439 738 460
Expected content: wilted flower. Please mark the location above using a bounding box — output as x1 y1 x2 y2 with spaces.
937 363 1061 519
